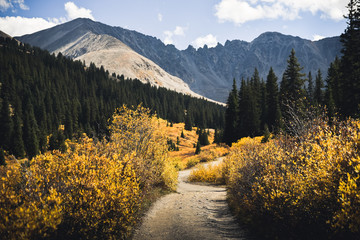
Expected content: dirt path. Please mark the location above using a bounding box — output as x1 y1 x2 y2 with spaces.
132 158 250 240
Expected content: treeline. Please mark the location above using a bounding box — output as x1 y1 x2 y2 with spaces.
0 37 224 159
223 0 360 145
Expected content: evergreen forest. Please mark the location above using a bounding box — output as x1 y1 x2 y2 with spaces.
0 38 225 159
223 0 360 145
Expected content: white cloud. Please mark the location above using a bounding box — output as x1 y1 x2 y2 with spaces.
0 0 12 11
174 26 185 36
215 0 348 24
15 0 28 10
312 34 325 41
193 34 218 49
0 2 94 37
65 1 94 20
164 30 173 45
163 26 187 45
0 0 28 12
0 16 60 36
158 13 163 22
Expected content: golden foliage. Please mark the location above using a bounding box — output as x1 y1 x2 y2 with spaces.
225 118 360 236
188 161 226 185
0 105 178 239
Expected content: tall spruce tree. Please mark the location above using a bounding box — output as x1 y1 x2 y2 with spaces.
11 112 25 158
223 78 239 145
307 71 314 104
238 79 260 137
280 49 306 103
266 67 281 132
184 112 193 131
340 0 360 117
325 57 342 118
280 49 306 125
23 102 39 159
314 69 324 105
0 97 13 151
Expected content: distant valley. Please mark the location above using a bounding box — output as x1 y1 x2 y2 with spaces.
18 18 342 102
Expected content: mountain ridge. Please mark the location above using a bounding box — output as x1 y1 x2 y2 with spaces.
18 18 342 102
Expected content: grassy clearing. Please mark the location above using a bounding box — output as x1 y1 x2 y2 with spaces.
160 121 229 170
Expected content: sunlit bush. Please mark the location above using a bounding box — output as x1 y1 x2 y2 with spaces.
189 161 226 185
225 118 360 238
0 105 178 239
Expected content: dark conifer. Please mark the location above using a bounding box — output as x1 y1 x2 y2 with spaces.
181 130 185 138
223 79 239 145
314 69 324 105
280 49 306 103
0 148 5 166
265 67 281 132
195 141 201 155
0 97 13 150
307 71 314 104
325 57 342 118
184 113 193 131
11 112 25 158
23 102 39 159
339 0 360 117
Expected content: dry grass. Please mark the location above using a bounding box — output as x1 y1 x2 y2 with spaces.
159 120 229 170
189 161 226 185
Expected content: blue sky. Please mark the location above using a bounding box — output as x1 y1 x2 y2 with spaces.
0 0 349 50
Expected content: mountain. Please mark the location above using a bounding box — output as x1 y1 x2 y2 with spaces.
0 30 12 39
18 18 342 102
52 31 201 98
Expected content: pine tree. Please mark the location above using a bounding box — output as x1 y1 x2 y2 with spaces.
223 78 239 145
11 112 25 158
314 69 324 105
195 141 201 155
184 112 193 131
280 49 306 103
0 148 5 166
198 128 210 146
265 67 281 132
325 57 342 118
0 97 13 150
339 0 360 117
238 79 260 137
280 49 306 125
307 71 314 104
261 124 271 143
213 129 222 144
23 102 39 159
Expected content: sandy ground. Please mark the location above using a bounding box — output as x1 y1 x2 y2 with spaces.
132 159 251 240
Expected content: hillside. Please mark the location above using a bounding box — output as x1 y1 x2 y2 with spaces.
18 18 342 102
53 31 202 98
0 37 224 159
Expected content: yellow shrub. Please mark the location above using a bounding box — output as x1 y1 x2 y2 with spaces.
189 161 225 184
225 119 360 237
0 105 178 239
0 163 62 240
186 155 201 168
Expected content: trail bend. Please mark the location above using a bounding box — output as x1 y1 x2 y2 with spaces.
133 158 251 240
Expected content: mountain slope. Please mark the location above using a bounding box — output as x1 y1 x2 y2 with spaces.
52 31 200 97
18 18 342 102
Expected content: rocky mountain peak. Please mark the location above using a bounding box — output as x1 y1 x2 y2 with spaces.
18 18 342 102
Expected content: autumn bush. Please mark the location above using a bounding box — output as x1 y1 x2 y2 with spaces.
0 105 177 239
225 118 360 239
189 161 226 185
